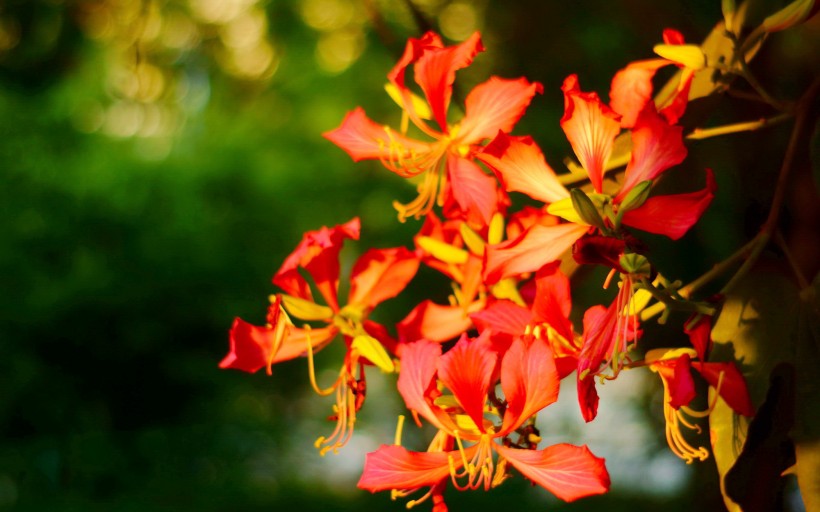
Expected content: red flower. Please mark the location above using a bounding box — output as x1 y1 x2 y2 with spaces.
324 32 542 227
358 334 609 506
221 218 420 454
646 346 755 463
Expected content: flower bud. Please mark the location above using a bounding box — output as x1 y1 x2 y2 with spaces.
570 189 607 231
618 180 653 213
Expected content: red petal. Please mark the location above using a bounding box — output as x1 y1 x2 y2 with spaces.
609 59 669 128
349 246 419 309
323 107 431 163
577 374 600 422
560 74 621 194
653 354 697 409
458 77 543 143
444 154 499 228
358 444 455 492
387 32 443 94
397 340 457 432
398 300 477 343
484 222 588 284
532 265 574 346
221 316 336 374
684 314 712 361
273 217 360 311
663 28 686 45
499 336 559 434
694 361 755 417
616 105 687 200
495 443 610 501
478 133 569 204
621 168 716 240
220 317 278 374
414 32 484 132
470 299 531 335
438 335 497 432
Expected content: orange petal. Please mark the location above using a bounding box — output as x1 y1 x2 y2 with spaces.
617 105 687 200
560 74 621 193
358 444 456 492
414 32 484 132
398 300 477 343
609 58 669 128
495 443 610 502
444 154 500 228
499 336 559 434
458 76 543 143
348 246 419 309
323 107 431 164
479 132 569 204
438 335 497 432
484 222 588 284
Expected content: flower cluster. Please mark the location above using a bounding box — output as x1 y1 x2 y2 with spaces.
222 29 757 509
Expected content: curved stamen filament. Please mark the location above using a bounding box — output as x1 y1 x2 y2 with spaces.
314 363 361 456
661 377 710 463
393 167 446 222
448 433 496 491
305 325 338 396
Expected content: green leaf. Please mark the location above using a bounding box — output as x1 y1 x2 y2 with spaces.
708 271 801 510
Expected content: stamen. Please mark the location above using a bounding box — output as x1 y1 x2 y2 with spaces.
393 167 444 222
315 366 359 455
305 325 339 396
603 268 617 289
394 415 406 446
661 376 710 463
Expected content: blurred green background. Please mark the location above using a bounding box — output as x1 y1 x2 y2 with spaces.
1 0 817 510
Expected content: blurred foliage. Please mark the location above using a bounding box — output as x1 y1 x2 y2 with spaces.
0 0 817 510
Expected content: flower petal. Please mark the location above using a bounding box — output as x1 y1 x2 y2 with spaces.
273 218 360 311
621 168 716 240
499 336 559 434
532 265 574 347
470 299 531 335
397 340 457 432
444 154 500 228
221 314 336 374
609 58 670 128
560 74 622 194
398 300 478 343
414 32 484 132
694 361 755 417
349 246 420 309
438 334 497 432
495 443 610 502
458 77 543 142
685 314 712 361
479 133 569 204
484 222 588 284
577 374 600 422
358 444 456 492
617 105 687 200
323 107 431 164
653 353 697 409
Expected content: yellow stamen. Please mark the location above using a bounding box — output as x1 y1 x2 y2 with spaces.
393 167 445 222
394 415 405 446
305 325 338 396
660 375 710 463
